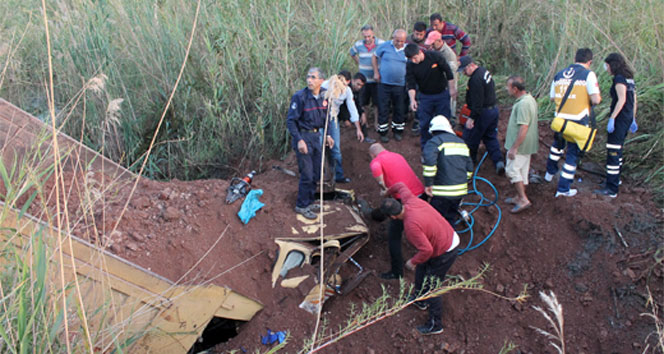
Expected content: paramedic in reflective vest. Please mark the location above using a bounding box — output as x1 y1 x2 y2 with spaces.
545 48 602 197
422 115 474 225
286 67 335 220
594 53 638 198
457 56 505 175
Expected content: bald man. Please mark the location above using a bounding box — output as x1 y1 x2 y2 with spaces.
372 29 408 143
368 143 425 279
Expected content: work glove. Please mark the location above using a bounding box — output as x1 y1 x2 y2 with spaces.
607 118 615 133
629 118 638 133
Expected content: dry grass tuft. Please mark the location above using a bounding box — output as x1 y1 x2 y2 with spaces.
531 291 565 354
85 73 107 95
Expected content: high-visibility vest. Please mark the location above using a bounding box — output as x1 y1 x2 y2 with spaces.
552 64 593 123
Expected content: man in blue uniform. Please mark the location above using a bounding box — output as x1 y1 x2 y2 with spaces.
286 67 335 219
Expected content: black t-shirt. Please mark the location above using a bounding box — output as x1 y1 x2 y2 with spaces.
610 75 636 121
465 66 496 120
406 51 453 94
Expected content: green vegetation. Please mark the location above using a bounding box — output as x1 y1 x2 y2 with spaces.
0 0 661 194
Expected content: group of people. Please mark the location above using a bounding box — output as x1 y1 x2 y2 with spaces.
285 12 638 337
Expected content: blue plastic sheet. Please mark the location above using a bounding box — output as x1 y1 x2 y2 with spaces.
261 329 286 345
238 189 265 224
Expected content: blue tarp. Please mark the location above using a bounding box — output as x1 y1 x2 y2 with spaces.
238 189 265 224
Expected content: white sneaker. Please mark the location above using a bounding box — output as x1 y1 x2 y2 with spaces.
555 189 578 198
544 172 555 183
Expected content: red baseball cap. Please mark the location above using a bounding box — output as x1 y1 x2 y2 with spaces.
424 31 442 46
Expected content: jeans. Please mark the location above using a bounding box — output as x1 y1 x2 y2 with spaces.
294 131 322 208
545 133 581 193
377 84 406 135
462 106 502 165
418 90 451 151
414 248 458 327
430 196 462 226
320 118 345 181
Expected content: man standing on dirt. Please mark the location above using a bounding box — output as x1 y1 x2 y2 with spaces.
338 72 377 143
545 48 601 197
372 29 408 143
321 71 365 184
428 13 471 57
379 182 459 335
365 143 425 280
423 115 474 225
404 43 456 152
458 55 505 175
503 76 539 213
350 25 385 131
286 67 335 220
425 30 459 115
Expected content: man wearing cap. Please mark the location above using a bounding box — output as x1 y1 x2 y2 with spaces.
372 29 408 143
423 115 474 225
458 55 505 174
404 43 456 152
379 181 460 335
425 30 459 114
350 25 386 130
429 13 471 57
286 67 335 220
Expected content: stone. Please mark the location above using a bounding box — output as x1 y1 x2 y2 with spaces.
126 242 139 251
544 279 554 289
164 206 181 221
132 196 150 209
109 243 121 254
574 283 588 293
496 284 505 293
110 230 123 240
158 189 171 200
128 232 145 242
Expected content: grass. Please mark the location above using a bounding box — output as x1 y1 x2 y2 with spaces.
0 0 660 189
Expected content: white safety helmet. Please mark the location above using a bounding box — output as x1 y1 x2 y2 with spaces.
429 115 454 135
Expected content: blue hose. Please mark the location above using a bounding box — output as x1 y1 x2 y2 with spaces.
456 152 502 255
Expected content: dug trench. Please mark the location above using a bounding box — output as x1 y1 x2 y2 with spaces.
18 107 663 353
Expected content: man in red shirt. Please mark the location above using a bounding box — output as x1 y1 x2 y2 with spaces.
367 143 424 280
380 182 460 335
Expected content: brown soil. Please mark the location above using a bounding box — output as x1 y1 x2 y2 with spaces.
15 108 664 353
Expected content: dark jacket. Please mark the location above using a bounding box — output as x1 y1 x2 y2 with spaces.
406 51 453 95
466 66 496 121
286 87 328 144
422 132 474 197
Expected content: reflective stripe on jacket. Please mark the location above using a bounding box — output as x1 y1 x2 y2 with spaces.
422 132 474 197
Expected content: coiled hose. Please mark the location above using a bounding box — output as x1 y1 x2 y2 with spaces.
456 151 502 255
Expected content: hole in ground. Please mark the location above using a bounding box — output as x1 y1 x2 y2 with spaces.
188 317 244 353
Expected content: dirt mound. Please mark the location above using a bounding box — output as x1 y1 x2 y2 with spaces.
14 107 663 353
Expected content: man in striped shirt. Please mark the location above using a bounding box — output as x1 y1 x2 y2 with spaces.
350 25 385 129
428 13 471 57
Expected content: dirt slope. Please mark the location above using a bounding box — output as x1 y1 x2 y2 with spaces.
18 108 663 353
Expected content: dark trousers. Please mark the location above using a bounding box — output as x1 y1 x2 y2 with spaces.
418 90 451 151
371 194 427 276
377 83 406 135
430 196 462 226
463 106 502 165
545 133 581 193
414 248 459 327
606 117 630 194
294 132 322 208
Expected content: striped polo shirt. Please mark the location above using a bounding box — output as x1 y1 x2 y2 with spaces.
350 37 386 83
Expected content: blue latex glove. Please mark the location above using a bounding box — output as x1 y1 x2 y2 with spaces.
629 118 638 133
238 189 265 224
607 118 615 133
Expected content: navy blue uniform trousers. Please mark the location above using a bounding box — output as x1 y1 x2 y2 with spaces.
462 106 502 165
294 131 322 208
